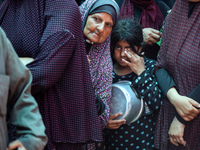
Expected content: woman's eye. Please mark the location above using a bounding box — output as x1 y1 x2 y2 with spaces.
94 17 99 22
106 23 112 28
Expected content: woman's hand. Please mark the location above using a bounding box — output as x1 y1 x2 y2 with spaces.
122 50 145 76
7 140 27 150
168 117 186 146
142 28 161 45
19 57 34 66
167 87 200 121
106 113 126 129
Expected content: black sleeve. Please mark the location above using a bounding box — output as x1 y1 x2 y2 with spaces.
155 68 177 97
96 95 105 116
156 68 200 124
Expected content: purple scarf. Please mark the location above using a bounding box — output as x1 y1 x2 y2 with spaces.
120 0 164 30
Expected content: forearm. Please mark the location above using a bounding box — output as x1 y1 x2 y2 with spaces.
155 68 177 97
132 70 162 111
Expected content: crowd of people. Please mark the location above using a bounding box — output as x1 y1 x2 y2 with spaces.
0 0 199 150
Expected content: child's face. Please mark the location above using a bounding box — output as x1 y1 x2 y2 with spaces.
114 40 135 66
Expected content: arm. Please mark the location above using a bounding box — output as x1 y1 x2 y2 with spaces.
122 51 162 111
27 0 78 94
155 68 200 146
155 68 200 122
131 59 162 112
3 28 47 150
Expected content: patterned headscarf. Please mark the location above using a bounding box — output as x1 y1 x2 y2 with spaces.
79 0 119 129
120 0 164 30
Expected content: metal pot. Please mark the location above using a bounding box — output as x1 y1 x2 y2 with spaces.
110 80 144 124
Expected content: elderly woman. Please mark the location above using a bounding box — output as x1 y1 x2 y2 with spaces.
79 0 119 149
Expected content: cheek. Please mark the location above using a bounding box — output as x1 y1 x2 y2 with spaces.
100 29 112 41
114 51 120 59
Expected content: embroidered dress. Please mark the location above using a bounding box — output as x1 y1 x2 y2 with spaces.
105 58 162 150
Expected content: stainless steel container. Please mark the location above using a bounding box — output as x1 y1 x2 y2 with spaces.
110 80 144 124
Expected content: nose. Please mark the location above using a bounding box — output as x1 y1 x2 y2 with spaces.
121 48 126 57
97 23 104 32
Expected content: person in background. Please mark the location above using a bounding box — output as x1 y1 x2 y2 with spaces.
0 27 47 150
0 0 102 149
117 0 170 60
79 0 119 149
157 0 175 8
105 18 162 150
154 0 200 149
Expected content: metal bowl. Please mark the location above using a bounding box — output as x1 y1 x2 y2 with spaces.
110 80 144 124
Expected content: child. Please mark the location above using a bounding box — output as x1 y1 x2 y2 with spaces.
104 19 162 150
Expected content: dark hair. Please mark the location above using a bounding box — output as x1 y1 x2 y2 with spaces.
110 18 143 63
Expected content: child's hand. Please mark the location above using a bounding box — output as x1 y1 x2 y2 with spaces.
106 113 126 129
122 50 145 76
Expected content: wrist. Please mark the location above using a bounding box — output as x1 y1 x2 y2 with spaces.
166 87 180 105
137 68 145 76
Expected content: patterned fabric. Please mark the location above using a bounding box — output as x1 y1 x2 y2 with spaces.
105 58 162 150
0 0 102 149
79 0 117 130
154 0 200 149
120 0 164 30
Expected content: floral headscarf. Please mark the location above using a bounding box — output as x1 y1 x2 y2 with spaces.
79 0 119 129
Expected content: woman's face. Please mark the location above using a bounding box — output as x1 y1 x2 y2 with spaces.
84 12 113 44
114 40 142 66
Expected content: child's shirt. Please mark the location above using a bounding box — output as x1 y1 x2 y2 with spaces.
105 57 162 150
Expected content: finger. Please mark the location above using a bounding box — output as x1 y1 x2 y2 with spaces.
178 137 186 146
125 50 136 60
149 37 159 43
190 99 200 109
151 32 161 41
182 116 194 122
111 119 126 125
151 28 161 35
169 137 178 146
109 113 123 120
122 58 131 66
108 120 126 129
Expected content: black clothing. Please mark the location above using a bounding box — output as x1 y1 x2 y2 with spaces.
158 0 175 8
188 2 198 18
105 58 162 150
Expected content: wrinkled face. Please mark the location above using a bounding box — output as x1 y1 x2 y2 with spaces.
189 0 200 2
114 40 133 66
84 12 113 44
